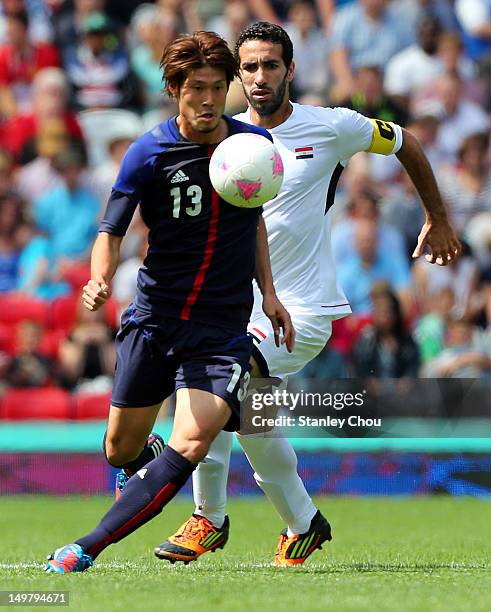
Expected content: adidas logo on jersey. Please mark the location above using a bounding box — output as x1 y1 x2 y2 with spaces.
171 169 189 183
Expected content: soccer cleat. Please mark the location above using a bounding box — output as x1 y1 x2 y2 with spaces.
45 544 93 574
274 510 332 567
115 470 129 500
154 514 230 564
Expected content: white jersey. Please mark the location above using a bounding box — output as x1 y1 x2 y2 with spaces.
235 103 403 317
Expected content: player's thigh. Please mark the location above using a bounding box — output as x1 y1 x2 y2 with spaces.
248 312 333 378
169 388 232 462
175 327 253 433
105 403 163 461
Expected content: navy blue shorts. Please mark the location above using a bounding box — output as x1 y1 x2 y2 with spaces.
111 305 253 431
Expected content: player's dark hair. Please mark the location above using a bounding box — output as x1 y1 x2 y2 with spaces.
161 31 238 96
235 22 294 69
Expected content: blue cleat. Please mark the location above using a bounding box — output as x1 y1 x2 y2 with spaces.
115 470 129 500
45 544 93 574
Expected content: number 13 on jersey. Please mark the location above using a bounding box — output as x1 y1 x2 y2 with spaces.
170 185 203 218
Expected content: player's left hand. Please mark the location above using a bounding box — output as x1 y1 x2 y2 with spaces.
262 293 295 352
412 218 461 266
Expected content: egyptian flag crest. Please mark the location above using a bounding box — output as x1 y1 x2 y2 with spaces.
295 146 314 159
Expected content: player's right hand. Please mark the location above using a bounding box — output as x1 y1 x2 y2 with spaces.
82 279 111 311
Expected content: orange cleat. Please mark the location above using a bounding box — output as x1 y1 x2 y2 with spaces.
154 514 229 564
274 510 332 567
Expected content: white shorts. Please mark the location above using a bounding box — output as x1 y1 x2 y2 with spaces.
247 310 333 379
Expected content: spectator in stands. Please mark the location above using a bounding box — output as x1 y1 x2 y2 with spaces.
0 147 15 197
329 0 409 100
481 262 491 327
0 8 60 118
384 15 443 106
437 132 491 235
246 0 331 30
432 73 490 164
155 0 202 34
422 318 491 377
3 67 84 165
16 222 70 300
58 300 115 391
379 169 426 260
0 191 27 292
466 212 491 269
352 288 420 377
53 0 110 56
63 12 139 111
436 32 480 97
112 231 147 313
6 319 57 387
0 0 53 44
14 117 69 205
414 286 455 363
89 123 140 207
130 7 177 112
403 112 444 172
332 189 408 265
342 64 408 126
337 218 412 315
285 0 330 101
455 0 491 109
413 242 481 322
206 0 252 47
390 0 458 40
32 146 100 263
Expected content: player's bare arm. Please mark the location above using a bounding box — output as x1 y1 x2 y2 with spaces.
82 231 122 311
254 215 295 352
396 128 461 266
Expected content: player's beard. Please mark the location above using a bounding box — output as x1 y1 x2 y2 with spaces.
244 75 288 117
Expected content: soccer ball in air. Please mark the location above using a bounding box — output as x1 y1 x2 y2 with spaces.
209 132 284 208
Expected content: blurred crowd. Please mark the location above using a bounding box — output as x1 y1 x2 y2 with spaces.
1 0 491 398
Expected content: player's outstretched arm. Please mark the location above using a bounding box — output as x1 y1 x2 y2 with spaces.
396 128 461 266
254 215 295 352
82 232 123 311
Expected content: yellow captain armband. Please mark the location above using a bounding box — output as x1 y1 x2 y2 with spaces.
366 119 399 155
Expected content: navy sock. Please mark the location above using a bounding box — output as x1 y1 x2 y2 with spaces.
75 446 196 559
122 433 165 476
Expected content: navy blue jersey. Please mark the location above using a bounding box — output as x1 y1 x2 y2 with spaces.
100 115 272 332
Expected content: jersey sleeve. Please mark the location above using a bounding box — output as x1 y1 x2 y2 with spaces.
331 108 403 161
99 137 155 236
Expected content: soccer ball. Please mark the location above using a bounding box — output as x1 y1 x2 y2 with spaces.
209 132 284 208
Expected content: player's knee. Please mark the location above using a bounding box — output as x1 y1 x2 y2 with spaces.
104 434 140 467
174 438 211 463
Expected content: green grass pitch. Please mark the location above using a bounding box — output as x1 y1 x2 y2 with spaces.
1 496 490 612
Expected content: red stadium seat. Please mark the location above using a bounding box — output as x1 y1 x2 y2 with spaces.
49 294 79 331
0 295 49 326
0 322 16 355
49 293 119 331
60 261 91 291
2 387 72 420
38 328 68 360
73 392 111 420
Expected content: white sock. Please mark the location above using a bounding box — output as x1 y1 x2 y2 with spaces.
236 433 317 535
193 430 233 527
